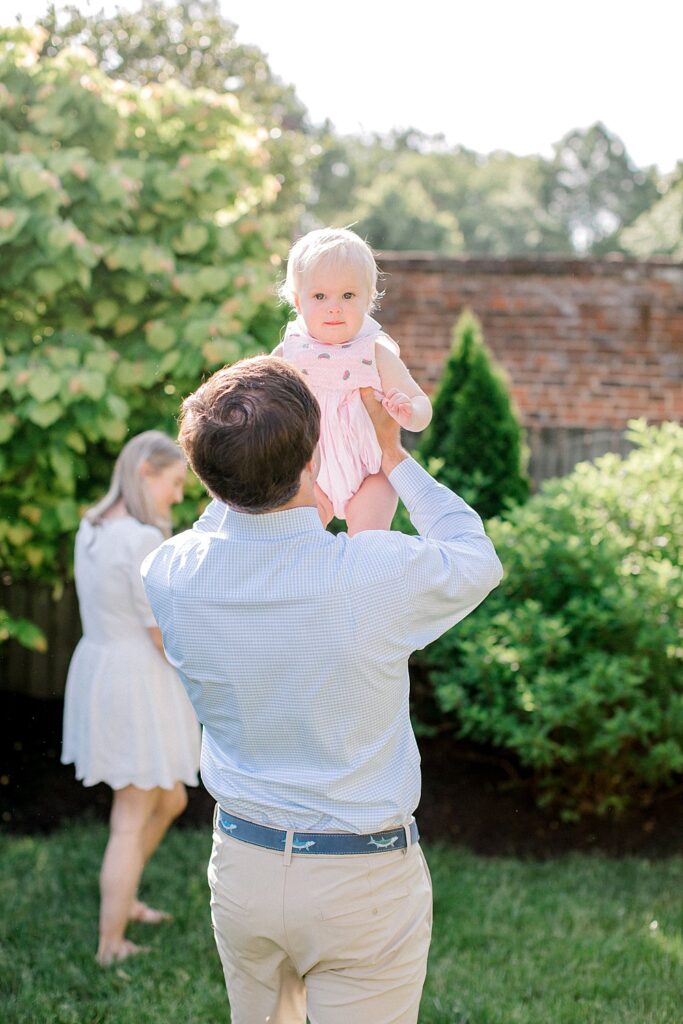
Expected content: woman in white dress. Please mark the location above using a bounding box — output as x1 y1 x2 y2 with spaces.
61 430 201 965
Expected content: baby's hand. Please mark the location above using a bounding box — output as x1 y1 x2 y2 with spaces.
382 388 413 428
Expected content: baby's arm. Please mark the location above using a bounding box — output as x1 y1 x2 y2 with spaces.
271 342 284 357
375 340 432 432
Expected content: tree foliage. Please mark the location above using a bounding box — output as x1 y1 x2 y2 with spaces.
418 311 529 519
37 0 311 230
38 0 306 124
307 129 570 256
0 25 283 646
543 122 660 255
305 123 672 258
352 174 462 254
620 167 683 259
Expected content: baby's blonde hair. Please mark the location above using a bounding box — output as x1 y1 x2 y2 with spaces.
279 227 381 311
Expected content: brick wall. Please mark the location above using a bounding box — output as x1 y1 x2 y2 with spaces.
378 255 683 429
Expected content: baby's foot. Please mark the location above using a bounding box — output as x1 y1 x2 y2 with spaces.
96 939 150 966
129 899 173 924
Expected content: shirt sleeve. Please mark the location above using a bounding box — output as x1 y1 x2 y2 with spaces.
128 524 165 628
388 458 504 651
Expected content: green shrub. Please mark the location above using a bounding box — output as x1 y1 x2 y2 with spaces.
418 310 529 519
0 26 285 647
422 421 683 817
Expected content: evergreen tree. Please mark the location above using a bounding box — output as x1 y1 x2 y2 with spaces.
419 311 529 518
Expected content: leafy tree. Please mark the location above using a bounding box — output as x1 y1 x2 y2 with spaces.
352 174 462 253
0 25 283 647
308 129 573 255
451 150 570 256
543 122 659 255
307 123 674 258
418 311 529 519
35 0 310 231
38 0 306 124
619 167 683 259
298 123 359 233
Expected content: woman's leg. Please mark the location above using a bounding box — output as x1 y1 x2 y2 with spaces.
141 783 188 864
345 473 398 536
130 783 188 923
97 785 160 964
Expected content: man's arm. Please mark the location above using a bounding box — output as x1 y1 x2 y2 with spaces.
361 386 409 475
361 389 504 650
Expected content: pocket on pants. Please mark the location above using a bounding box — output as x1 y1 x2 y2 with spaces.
313 851 432 970
318 883 411 921
416 845 433 889
316 849 416 925
208 830 251 912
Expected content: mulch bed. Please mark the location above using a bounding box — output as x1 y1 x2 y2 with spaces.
2 693 681 858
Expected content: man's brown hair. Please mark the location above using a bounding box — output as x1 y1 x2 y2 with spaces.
178 356 320 512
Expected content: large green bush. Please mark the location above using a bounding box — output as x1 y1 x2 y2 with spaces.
423 421 683 817
0 27 284 645
418 310 529 519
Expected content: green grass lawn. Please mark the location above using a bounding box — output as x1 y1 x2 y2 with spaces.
1 826 681 1023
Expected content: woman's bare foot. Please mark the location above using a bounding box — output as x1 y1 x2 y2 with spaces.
96 939 150 966
129 899 172 924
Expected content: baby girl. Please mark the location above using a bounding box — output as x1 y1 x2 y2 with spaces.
273 227 432 534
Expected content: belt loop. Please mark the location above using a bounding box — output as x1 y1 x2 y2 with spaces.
283 830 294 866
402 822 412 855
213 804 220 830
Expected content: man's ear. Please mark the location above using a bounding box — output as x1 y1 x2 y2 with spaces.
305 444 321 481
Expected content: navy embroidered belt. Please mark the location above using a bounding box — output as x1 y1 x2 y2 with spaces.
217 808 419 855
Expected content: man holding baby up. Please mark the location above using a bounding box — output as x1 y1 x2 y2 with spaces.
143 355 502 1024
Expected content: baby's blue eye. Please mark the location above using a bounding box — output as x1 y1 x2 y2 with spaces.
343 292 354 300
313 293 325 300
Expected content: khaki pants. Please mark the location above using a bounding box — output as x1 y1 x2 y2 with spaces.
208 817 433 1024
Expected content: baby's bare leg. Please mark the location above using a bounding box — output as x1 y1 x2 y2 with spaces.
314 483 334 527
345 472 398 536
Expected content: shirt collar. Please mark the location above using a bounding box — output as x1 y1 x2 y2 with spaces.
217 505 324 540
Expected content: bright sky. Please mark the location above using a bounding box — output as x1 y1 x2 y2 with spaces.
7 0 683 173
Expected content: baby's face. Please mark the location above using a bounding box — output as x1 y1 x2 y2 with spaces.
295 263 370 345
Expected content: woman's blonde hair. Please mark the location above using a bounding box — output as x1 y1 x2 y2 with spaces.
279 227 382 311
86 430 184 538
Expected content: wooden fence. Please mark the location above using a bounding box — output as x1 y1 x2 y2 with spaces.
526 425 633 484
0 425 635 699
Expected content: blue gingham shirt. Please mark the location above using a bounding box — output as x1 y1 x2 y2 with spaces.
142 459 503 833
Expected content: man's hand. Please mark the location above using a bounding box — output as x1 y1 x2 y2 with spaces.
360 388 409 475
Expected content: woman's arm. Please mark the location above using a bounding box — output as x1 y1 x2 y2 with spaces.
128 525 172 663
375 342 432 432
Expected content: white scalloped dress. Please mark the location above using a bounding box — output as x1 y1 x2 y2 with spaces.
61 516 200 791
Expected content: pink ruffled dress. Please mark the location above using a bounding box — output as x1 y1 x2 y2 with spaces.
282 314 398 519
